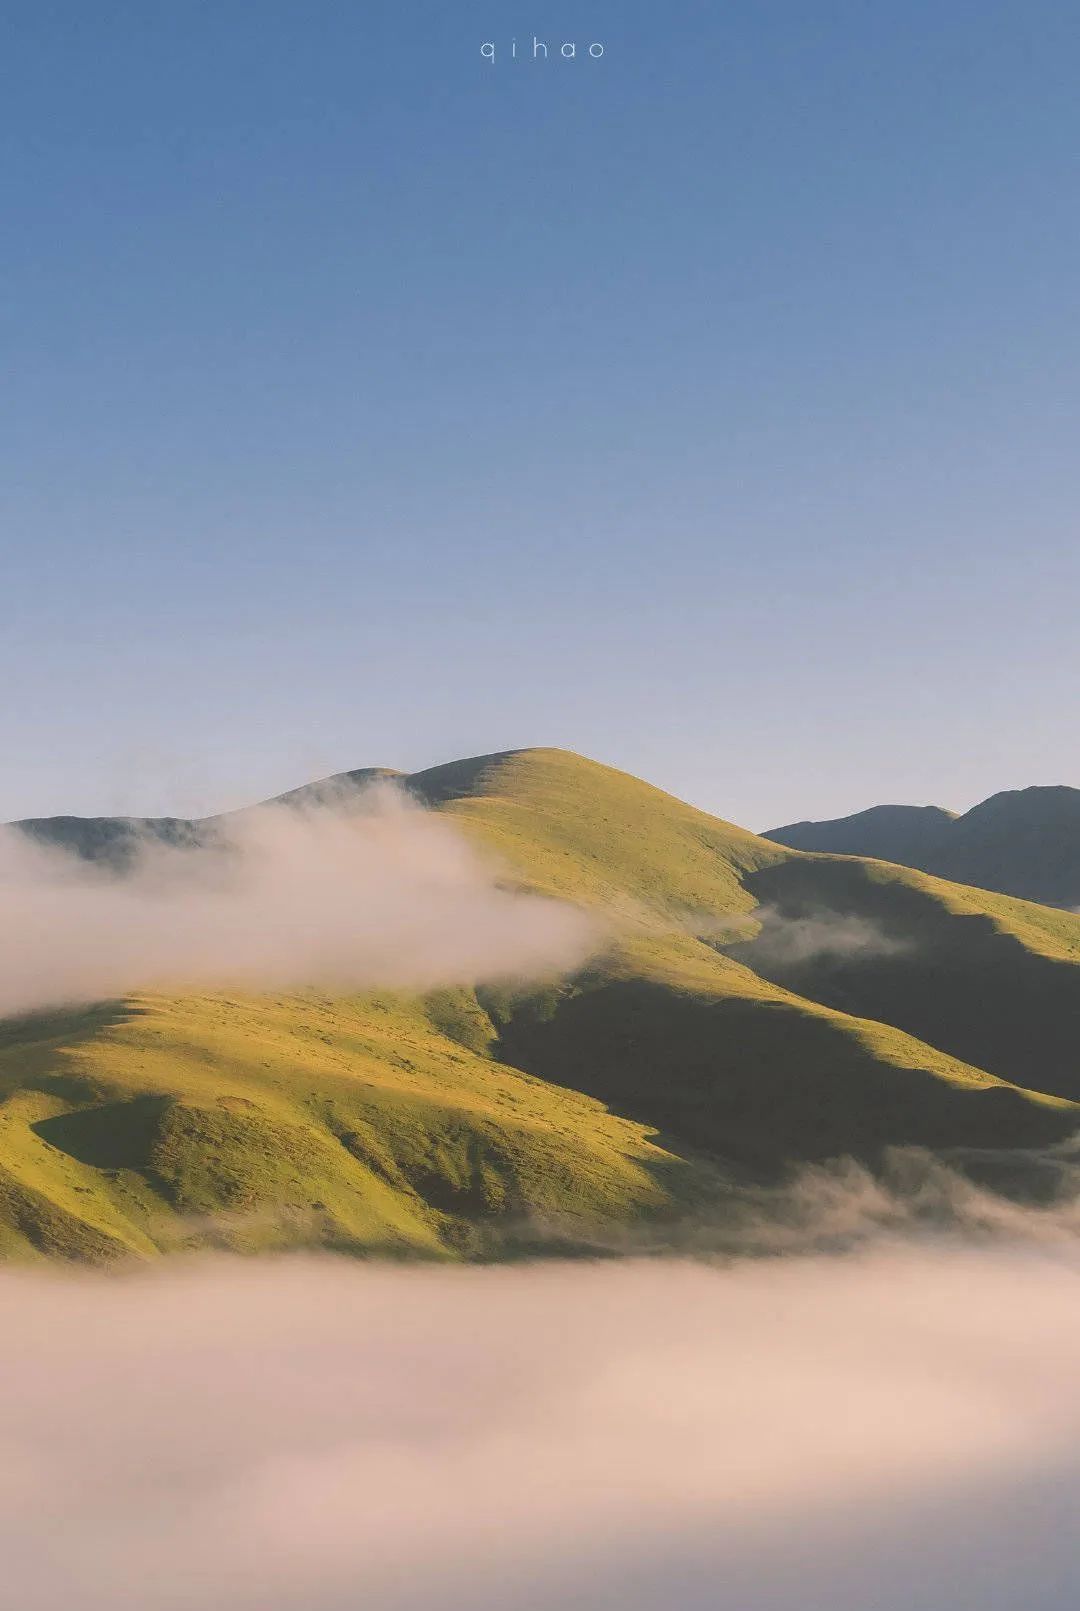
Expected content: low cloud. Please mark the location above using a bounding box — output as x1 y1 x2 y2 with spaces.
507 1143 1080 1262
3 1243 1080 1609
738 903 910 967
714 1143 1080 1254
0 785 598 1016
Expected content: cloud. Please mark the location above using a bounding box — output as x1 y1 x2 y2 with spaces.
736 903 910 967
0 784 598 1016
712 1143 1080 1254
502 1142 1080 1262
2 1244 1080 1610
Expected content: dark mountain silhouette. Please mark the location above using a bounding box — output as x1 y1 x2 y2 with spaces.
765 786 1080 908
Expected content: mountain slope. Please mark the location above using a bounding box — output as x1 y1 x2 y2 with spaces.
4 747 1080 1262
765 785 1080 908
0 989 683 1263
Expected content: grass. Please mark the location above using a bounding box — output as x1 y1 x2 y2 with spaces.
0 988 689 1261
3 746 1080 1261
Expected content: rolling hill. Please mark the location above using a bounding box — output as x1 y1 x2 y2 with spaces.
765 785 1080 908
3 748 1080 1263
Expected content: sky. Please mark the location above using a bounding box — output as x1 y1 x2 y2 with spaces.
2 0 1078 830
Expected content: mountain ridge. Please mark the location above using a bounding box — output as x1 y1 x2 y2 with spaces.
765 783 1080 908
3 747 1080 1263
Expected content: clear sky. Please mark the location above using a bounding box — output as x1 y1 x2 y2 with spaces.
2 1 1078 830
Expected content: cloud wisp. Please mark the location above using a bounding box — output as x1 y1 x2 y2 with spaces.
0 784 598 1016
738 903 911 967
2 1244 1080 1610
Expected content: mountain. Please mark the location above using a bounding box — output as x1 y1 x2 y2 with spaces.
765 786 1080 908
761 804 958 863
3 748 1080 1263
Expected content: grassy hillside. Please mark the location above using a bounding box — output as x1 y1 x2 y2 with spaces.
0 988 691 1263
730 854 1080 1102
3 747 1080 1262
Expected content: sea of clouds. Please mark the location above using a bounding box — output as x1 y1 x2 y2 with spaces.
0 783 597 1015
2 1241 1080 1610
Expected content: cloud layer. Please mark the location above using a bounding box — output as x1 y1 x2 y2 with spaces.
3 1244 1080 1610
0 785 597 1015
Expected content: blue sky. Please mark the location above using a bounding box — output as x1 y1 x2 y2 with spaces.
2 1 1078 828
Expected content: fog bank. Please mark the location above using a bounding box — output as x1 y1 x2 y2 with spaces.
3 1244 1080 1609
0 785 596 1014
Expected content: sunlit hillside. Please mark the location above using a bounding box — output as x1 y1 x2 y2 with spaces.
4 748 1079 1261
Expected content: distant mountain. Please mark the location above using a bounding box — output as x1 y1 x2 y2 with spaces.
4 750 1080 1263
765 786 1080 909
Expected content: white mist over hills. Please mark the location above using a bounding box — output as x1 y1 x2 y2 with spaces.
2 1245 1080 1610
0 783 597 1017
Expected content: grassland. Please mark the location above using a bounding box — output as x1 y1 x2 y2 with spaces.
3 747 1079 1262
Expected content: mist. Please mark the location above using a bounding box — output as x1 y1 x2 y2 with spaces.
0 785 597 1015
739 903 910 966
2 1243 1079 1610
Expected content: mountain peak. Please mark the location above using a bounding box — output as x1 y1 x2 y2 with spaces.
762 803 956 863
957 784 1080 824
766 786 1080 907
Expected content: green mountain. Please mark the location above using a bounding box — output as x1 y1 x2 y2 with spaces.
765 785 1080 908
4 748 1080 1263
